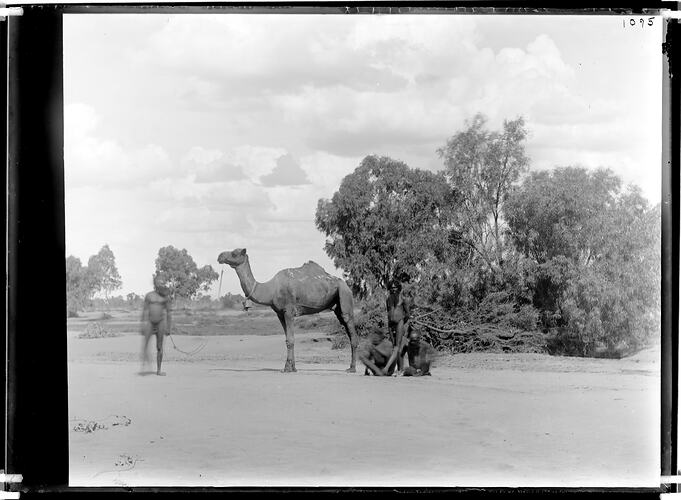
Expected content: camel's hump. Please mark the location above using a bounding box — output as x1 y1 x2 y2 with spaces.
277 261 336 281
302 261 326 272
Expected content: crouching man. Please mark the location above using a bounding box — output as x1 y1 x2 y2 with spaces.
358 328 397 376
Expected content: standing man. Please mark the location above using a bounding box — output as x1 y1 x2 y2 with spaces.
386 280 410 372
141 276 172 376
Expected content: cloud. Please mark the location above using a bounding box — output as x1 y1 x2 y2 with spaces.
260 154 310 186
64 15 662 295
65 102 179 188
221 145 288 182
100 16 657 179
182 147 246 183
253 31 583 159
134 16 485 154
155 205 244 234
299 152 360 194
141 15 420 97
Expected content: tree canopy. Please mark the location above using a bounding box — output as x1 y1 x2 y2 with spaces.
505 167 622 265
438 114 529 270
87 244 122 301
314 115 660 357
505 167 660 353
153 246 219 300
66 256 97 316
315 155 454 296
66 244 122 315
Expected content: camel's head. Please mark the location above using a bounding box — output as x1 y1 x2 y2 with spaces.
218 248 248 268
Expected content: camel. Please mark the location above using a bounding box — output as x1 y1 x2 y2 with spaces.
217 248 359 373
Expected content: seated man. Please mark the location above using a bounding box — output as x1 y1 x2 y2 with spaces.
382 327 433 377
358 328 397 376
402 329 433 376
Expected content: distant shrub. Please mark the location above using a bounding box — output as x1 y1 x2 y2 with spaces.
221 293 246 310
78 322 121 339
296 314 337 331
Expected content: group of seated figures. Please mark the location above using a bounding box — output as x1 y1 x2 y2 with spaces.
358 281 432 377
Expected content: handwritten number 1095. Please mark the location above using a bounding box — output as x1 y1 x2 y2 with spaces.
623 17 655 28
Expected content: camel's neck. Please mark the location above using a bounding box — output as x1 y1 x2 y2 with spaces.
234 258 272 305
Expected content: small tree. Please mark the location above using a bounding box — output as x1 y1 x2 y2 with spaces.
66 256 97 316
88 244 122 303
153 246 219 301
126 292 143 309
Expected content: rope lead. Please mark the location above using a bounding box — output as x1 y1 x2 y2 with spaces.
168 333 207 356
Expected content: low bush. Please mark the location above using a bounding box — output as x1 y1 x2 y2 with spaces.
78 322 121 339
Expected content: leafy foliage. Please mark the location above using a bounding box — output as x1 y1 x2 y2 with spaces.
505 167 622 265
66 255 97 316
126 292 143 310
438 114 529 270
67 245 123 315
87 244 122 301
78 322 121 339
315 115 660 358
506 168 660 354
153 246 219 300
316 155 454 297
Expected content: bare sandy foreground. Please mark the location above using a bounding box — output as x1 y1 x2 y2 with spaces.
68 329 660 488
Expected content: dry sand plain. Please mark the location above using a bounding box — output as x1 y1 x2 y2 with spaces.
68 310 660 488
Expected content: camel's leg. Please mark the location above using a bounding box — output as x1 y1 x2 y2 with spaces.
277 310 297 373
336 287 359 373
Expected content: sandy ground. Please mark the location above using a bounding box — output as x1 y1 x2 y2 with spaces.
68 323 660 488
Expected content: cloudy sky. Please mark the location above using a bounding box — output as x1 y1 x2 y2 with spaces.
64 13 663 297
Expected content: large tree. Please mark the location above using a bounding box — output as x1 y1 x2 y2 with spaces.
505 167 660 352
437 114 529 270
153 246 219 300
88 244 122 302
315 155 454 296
